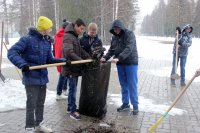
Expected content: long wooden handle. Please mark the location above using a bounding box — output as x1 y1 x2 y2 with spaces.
166 74 196 112
149 74 196 133
175 30 179 73
29 59 93 70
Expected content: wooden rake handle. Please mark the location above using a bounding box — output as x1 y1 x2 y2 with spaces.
167 74 196 112
29 59 93 70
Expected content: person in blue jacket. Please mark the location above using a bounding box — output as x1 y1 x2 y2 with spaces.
80 23 102 56
171 24 193 87
101 19 139 115
7 16 66 133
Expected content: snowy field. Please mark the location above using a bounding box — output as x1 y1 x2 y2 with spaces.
1 36 200 115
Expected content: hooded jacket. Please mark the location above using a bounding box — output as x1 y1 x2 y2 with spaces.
61 23 90 76
7 27 64 85
104 19 138 65
173 24 193 57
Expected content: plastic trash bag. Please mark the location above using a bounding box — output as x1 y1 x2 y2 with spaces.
79 62 111 118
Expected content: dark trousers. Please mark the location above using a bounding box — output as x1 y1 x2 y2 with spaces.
56 74 68 95
25 85 46 128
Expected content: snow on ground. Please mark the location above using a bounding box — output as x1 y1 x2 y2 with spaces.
108 94 187 116
0 79 56 112
137 36 200 82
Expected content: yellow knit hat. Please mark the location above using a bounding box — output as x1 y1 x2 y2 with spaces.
36 16 53 31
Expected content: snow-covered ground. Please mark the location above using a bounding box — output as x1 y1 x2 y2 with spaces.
0 79 56 112
137 36 200 82
1 36 200 114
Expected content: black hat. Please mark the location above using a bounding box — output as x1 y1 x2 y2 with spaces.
62 19 70 29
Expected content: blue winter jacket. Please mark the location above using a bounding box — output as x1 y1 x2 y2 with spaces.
173 24 193 57
7 27 65 85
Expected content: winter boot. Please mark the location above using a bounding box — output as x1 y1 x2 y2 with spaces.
132 106 139 115
117 104 130 112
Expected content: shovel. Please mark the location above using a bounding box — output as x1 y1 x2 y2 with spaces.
171 30 180 79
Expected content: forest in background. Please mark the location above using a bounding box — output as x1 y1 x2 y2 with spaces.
141 0 200 37
0 0 139 44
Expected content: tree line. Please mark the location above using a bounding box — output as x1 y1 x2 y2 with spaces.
141 0 200 37
0 0 139 44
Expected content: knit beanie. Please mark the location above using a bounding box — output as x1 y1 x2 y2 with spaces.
37 16 53 31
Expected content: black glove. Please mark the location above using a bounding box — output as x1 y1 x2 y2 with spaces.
176 27 181 34
65 59 71 66
21 65 29 72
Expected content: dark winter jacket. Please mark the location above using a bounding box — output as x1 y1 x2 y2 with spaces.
173 24 193 57
7 27 65 85
104 19 138 65
61 23 91 76
80 32 102 55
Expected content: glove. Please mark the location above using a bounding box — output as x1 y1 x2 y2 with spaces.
65 59 71 66
21 65 29 72
176 27 181 34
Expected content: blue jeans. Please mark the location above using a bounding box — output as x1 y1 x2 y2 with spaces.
117 64 139 109
56 74 68 95
68 76 78 113
171 54 187 82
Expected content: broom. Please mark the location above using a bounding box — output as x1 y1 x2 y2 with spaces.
149 74 196 133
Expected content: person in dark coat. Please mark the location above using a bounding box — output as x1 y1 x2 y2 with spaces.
7 16 65 133
171 24 193 86
54 19 70 100
62 18 90 120
101 19 139 115
80 23 102 56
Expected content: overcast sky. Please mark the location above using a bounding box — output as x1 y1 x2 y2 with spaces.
135 0 160 31
138 0 159 17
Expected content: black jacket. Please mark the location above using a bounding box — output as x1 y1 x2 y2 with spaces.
80 32 102 55
104 19 138 65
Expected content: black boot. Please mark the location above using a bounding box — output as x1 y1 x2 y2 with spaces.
132 106 139 115
117 104 130 112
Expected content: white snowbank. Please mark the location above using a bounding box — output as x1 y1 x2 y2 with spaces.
108 94 187 116
0 79 56 112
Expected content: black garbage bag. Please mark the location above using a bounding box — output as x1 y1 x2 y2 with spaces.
79 62 111 118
